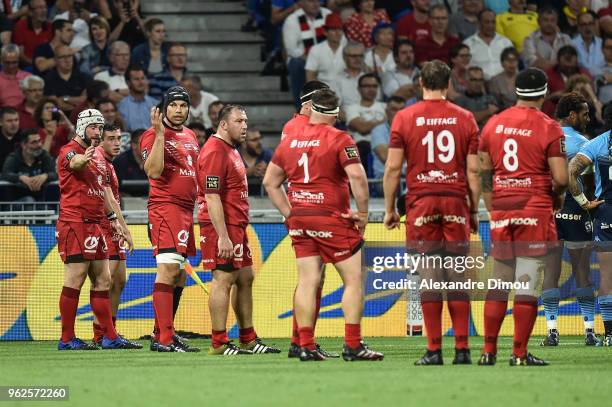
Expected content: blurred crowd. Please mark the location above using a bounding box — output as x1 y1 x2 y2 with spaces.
2 0 612 202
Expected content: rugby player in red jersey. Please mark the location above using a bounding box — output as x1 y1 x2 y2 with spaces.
56 109 137 350
478 68 568 366
384 60 481 365
264 89 384 361
282 81 339 359
91 123 141 348
197 105 280 355
141 86 200 352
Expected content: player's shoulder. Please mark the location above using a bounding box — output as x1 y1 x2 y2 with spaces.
281 114 308 138
393 102 419 122
140 127 156 143
181 126 197 139
584 130 611 150
58 139 79 160
201 135 228 155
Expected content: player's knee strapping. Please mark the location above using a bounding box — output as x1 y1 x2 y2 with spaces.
514 256 544 297
155 252 185 265
576 286 596 330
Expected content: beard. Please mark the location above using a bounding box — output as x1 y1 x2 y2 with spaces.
30 148 43 157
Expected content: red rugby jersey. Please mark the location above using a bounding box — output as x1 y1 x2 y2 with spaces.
479 105 565 209
57 139 108 222
389 99 479 198
272 123 362 217
140 125 199 211
196 135 249 227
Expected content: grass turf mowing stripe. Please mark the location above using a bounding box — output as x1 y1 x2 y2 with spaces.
0 336 609 407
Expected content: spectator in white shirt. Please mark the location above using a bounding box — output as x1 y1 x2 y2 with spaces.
463 8 513 79
345 73 386 174
94 41 130 103
364 22 396 74
53 0 97 51
523 7 572 70
305 12 346 87
282 0 331 108
381 40 420 99
331 41 370 107
572 11 605 76
180 73 219 128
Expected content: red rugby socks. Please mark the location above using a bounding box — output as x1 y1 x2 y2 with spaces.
447 291 470 350
421 292 443 351
512 295 538 358
298 327 316 351
90 290 118 340
153 283 175 345
345 324 362 349
239 327 257 344
59 286 80 342
291 286 323 345
92 322 104 343
212 329 229 348
483 290 509 355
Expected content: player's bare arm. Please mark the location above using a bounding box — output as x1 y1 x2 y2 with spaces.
143 107 166 179
478 151 493 212
568 154 604 211
262 162 291 219
548 156 569 211
466 154 481 233
104 186 134 253
345 163 369 235
102 187 124 242
205 193 233 259
68 145 95 171
382 147 403 230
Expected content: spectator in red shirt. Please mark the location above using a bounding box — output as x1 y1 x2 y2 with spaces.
12 0 52 66
17 75 45 129
0 44 31 108
543 45 593 118
396 0 431 42
599 0 612 37
344 0 390 49
34 97 74 158
545 45 592 95
414 5 460 66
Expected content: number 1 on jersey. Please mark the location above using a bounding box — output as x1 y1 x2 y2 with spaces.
298 152 310 183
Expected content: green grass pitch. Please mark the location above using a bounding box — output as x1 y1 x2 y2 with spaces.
0 336 609 407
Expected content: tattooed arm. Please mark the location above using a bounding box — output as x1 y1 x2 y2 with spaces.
568 154 604 210
479 151 493 213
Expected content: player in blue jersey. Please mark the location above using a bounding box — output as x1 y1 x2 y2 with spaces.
568 103 612 347
541 93 600 346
